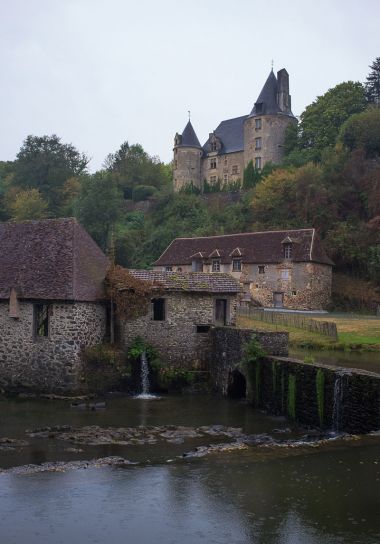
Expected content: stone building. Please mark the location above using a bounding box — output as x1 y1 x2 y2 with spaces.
120 270 241 368
0 218 109 392
173 68 296 191
153 229 333 311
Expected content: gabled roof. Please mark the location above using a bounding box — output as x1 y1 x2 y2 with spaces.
129 270 241 293
154 229 333 267
178 121 202 148
0 218 109 301
203 115 248 154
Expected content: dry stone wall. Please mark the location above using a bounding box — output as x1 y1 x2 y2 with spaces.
0 301 106 393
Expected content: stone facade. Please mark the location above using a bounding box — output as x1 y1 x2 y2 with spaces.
120 292 238 369
173 68 297 191
0 301 106 393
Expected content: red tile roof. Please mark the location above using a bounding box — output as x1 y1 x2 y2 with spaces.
0 218 109 301
129 270 241 293
154 229 333 267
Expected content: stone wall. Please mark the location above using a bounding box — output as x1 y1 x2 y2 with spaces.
250 357 380 434
0 301 106 393
173 146 203 190
210 327 289 395
201 151 245 186
120 292 238 369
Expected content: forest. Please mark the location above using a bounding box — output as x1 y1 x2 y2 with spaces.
0 58 379 291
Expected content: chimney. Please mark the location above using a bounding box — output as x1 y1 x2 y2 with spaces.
277 69 290 113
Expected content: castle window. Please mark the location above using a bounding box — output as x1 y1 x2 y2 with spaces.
232 259 242 272
152 298 166 321
258 265 265 274
280 269 290 280
210 158 217 169
284 243 293 259
255 157 262 169
212 259 221 272
255 118 262 130
34 304 50 338
223 174 228 184
232 165 238 175
255 137 262 150
211 142 217 152
210 176 217 183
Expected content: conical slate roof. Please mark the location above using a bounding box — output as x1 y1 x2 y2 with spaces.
250 70 281 116
179 120 202 148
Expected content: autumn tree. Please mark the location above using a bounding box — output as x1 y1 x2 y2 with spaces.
9 188 49 221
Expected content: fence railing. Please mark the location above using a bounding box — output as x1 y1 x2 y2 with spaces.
236 306 338 339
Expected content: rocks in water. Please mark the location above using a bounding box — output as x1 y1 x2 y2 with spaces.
183 442 249 458
70 401 106 410
26 425 72 438
0 437 29 450
0 456 137 475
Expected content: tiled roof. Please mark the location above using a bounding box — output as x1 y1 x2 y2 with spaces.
154 229 333 267
0 218 109 301
178 121 202 148
203 115 248 154
129 270 241 293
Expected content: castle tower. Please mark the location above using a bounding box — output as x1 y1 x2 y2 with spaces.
244 68 297 170
173 120 203 191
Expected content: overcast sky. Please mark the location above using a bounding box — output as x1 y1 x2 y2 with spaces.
1 0 378 170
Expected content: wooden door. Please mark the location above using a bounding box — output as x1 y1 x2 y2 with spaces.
215 299 227 325
273 292 284 308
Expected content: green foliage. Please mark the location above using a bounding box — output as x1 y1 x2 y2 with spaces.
9 188 49 221
132 185 158 201
127 336 159 362
339 108 380 157
287 374 296 420
303 355 315 364
316 369 325 426
365 57 380 104
156 367 195 391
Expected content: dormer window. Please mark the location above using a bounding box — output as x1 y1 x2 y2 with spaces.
192 260 203 272
232 258 242 272
211 141 217 152
284 243 292 259
212 259 221 272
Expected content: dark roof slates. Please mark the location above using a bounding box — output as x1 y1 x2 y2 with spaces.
129 270 241 293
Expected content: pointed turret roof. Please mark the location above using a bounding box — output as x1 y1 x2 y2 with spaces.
178 120 202 148
250 70 281 116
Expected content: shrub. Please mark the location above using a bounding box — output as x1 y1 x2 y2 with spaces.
132 185 157 201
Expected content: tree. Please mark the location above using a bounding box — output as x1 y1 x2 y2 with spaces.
339 108 380 157
365 57 380 105
9 188 49 221
13 135 89 213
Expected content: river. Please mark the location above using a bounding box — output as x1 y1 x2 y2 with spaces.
0 394 379 543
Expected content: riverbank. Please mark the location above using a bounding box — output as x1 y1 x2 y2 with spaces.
237 314 380 352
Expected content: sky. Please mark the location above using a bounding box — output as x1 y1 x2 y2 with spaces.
1 0 379 170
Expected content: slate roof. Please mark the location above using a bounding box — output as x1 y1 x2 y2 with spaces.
154 229 333 267
250 69 295 117
178 121 202 148
129 270 241 293
0 218 109 301
203 115 248 154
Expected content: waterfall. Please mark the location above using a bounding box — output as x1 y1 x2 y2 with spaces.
135 351 158 400
332 372 347 432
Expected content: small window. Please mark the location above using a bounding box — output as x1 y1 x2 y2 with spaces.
165 266 172 271
210 158 217 169
255 103 263 114
197 325 211 333
232 259 242 271
152 298 166 321
255 157 262 169
212 259 221 272
281 269 290 280
258 265 265 274
224 157 228 165
192 260 203 272
284 244 292 259
34 304 50 337
255 137 262 150
292 290 297 296
232 165 238 175
177 267 182 272
211 142 217 152
255 118 262 130
210 175 217 183
223 173 228 184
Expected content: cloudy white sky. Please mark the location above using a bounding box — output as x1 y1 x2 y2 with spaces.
1 0 378 170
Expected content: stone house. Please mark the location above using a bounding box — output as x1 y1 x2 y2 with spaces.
119 270 241 368
153 229 333 311
173 68 296 191
0 218 109 392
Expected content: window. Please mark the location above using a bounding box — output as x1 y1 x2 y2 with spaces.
255 157 262 169
212 258 221 272
258 265 265 274
165 266 172 271
215 299 227 325
210 158 217 169
284 243 292 259
232 258 242 271
152 298 166 321
280 269 290 280
232 165 238 175
223 173 228 184
211 141 217 152
34 304 50 337
292 290 297 296
197 324 210 333
255 118 262 130
255 103 263 114
210 175 217 183
255 137 262 150
177 267 182 272
224 157 228 165
192 260 203 272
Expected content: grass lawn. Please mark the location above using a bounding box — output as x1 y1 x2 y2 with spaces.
237 314 380 351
